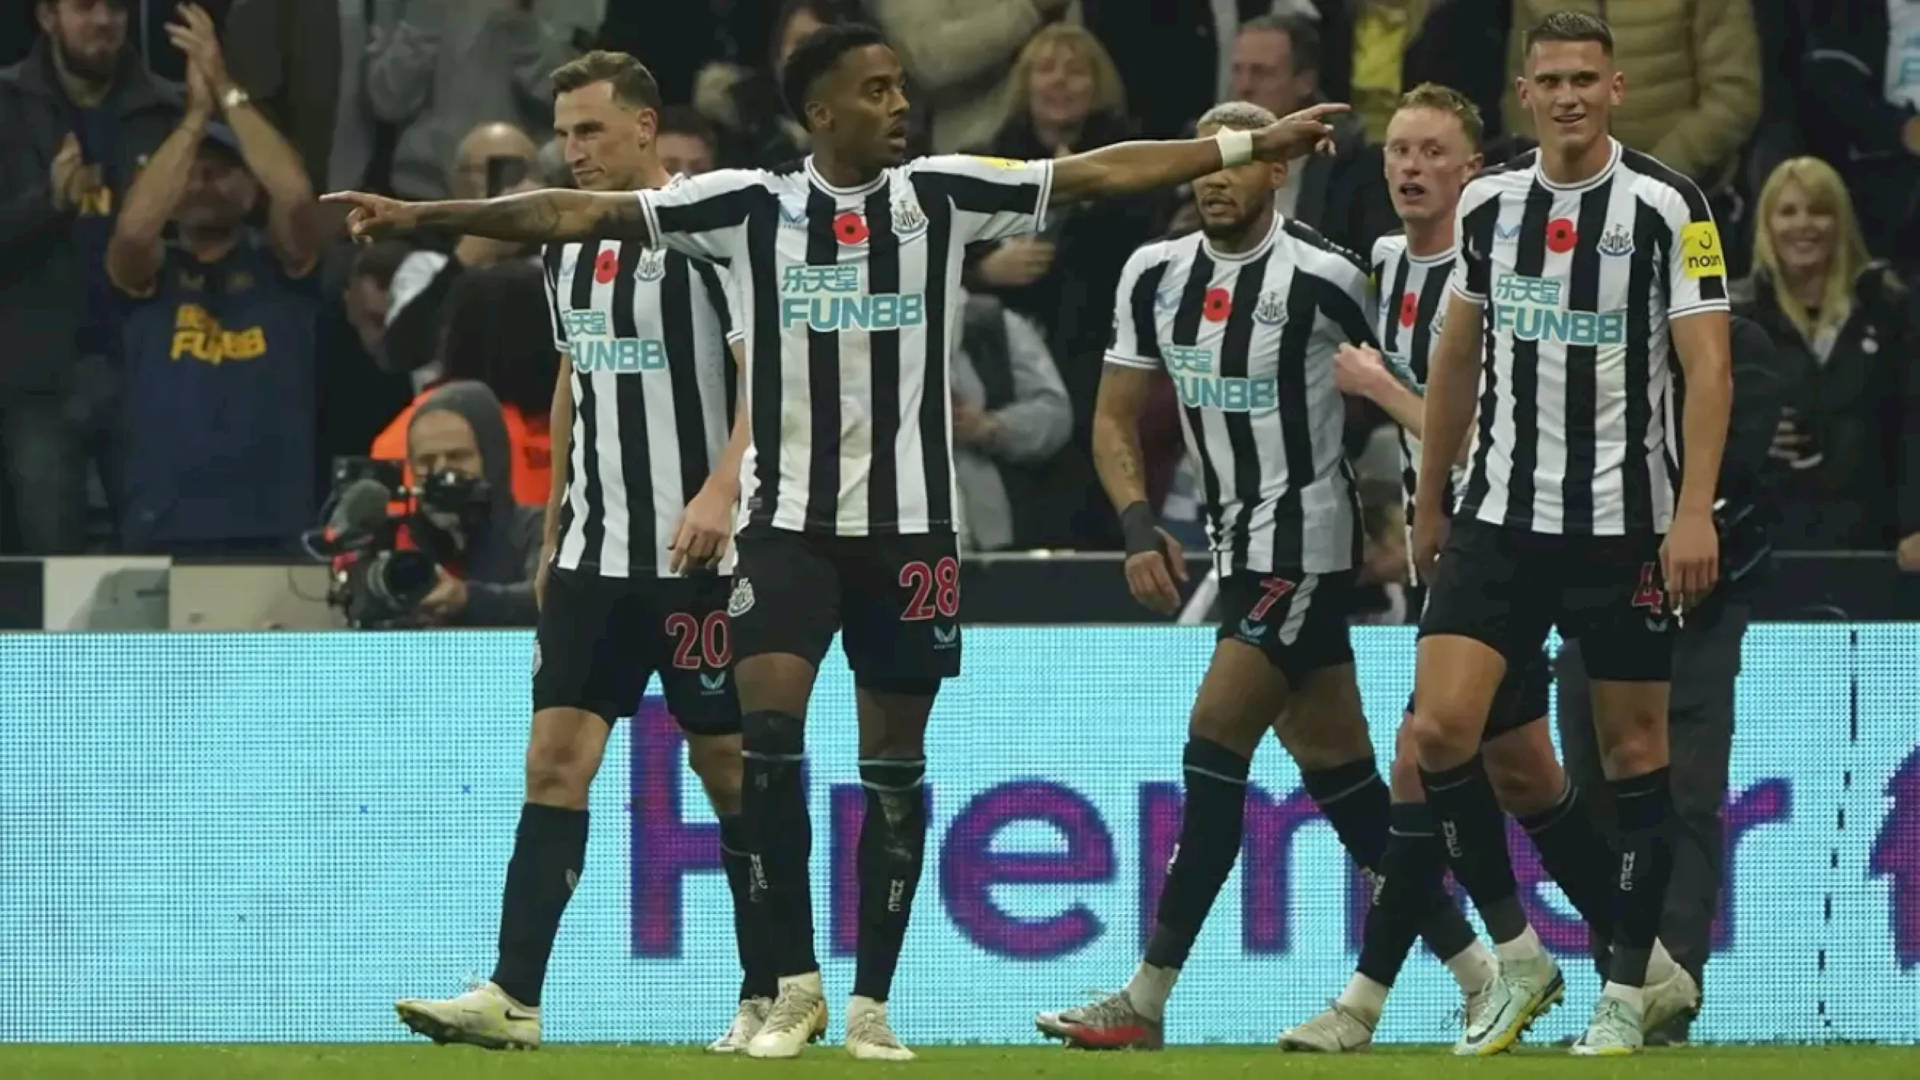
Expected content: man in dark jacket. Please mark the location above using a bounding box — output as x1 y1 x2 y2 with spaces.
0 0 177 552
406 380 540 627
1555 314 1786 1044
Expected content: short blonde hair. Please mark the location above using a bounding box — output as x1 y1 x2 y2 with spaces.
1005 23 1127 128
1395 82 1483 149
1752 157 1872 340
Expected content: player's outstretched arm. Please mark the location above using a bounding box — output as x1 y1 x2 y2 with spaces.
323 188 650 246
1049 103 1348 206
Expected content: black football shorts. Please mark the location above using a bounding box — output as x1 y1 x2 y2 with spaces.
729 525 962 685
532 566 741 735
1419 519 1672 682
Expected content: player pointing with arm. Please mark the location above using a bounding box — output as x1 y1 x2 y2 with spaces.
330 23 1346 1062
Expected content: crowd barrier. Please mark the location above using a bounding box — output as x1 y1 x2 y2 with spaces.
1 626 1914 1044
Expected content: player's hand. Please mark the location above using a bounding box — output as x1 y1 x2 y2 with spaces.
50 134 87 212
975 237 1055 288
1410 503 1448 581
418 565 470 619
1123 528 1188 615
669 483 734 574
323 190 422 243
1660 508 1719 616
1252 102 1349 162
1333 343 1390 399
534 544 555 611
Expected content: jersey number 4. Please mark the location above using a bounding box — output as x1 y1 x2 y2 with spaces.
1630 563 1665 612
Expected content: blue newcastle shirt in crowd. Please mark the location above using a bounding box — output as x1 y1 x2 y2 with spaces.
118 231 318 552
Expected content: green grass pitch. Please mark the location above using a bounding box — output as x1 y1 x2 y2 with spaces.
3 1045 1915 1079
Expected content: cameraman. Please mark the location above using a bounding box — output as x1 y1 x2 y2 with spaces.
407 380 540 626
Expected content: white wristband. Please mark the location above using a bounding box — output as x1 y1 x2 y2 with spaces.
1214 128 1254 168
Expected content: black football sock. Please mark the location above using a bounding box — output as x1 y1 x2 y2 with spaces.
1143 738 1251 969
1301 757 1390 870
719 815 777 1001
851 757 928 1003
1420 754 1529 944
1517 781 1615 936
490 803 589 1007
1356 802 1458 988
1607 767 1674 987
743 710 817 977
1302 758 1479 961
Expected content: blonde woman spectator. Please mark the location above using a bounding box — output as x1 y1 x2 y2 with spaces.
968 22 1159 547
1734 157 1920 561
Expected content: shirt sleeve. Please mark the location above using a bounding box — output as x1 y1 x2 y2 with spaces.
540 246 568 353
1449 184 1494 306
1658 179 1732 319
634 169 764 264
1311 243 1378 348
910 154 1054 245
1105 245 1166 371
720 272 746 345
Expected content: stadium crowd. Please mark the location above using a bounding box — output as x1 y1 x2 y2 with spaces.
0 0 1915 585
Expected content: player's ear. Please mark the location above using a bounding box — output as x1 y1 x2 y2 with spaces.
635 106 659 148
804 98 832 134
1467 152 1484 174
1609 69 1625 105
1268 159 1288 191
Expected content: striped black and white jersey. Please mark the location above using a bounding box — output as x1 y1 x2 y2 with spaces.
542 226 742 578
1371 232 1464 531
1107 214 1373 576
632 154 1052 537
1449 138 1730 536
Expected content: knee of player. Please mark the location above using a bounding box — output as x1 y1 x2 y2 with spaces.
524 744 593 804
1404 704 1477 764
687 737 744 801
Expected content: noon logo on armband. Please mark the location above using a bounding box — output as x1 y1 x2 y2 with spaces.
971 156 1023 169
728 577 755 617
1680 222 1725 279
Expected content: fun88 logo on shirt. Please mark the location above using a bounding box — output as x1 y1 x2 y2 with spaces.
779 265 925 332
566 310 670 374
1166 345 1277 411
1490 273 1625 346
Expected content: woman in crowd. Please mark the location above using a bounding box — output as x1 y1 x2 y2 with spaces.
966 22 1162 546
1737 157 1920 562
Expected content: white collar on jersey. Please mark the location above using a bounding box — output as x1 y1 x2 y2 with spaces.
1404 240 1458 265
804 155 890 197
1533 136 1623 193
1201 211 1283 264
